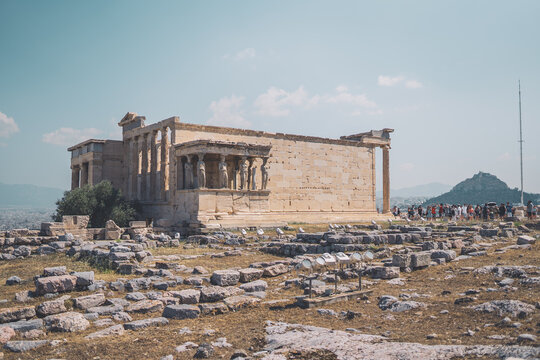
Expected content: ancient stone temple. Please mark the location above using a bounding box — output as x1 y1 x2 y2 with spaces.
68 112 393 229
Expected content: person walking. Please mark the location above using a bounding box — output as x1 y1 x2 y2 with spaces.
527 201 534 220
506 202 513 218
498 203 506 219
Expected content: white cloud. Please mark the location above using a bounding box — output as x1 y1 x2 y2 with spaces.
378 75 423 89
254 86 309 117
223 48 256 61
324 87 377 108
405 80 423 89
254 85 377 117
399 162 415 172
0 111 19 138
42 127 102 146
336 85 348 93
378 75 404 87
207 95 251 128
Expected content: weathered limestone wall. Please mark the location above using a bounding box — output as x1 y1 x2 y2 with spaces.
101 141 124 191
171 124 377 226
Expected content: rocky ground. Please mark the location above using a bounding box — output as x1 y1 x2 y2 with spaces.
0 220 538 359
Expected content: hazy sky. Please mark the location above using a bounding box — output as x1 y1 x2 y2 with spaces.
1 0 539 193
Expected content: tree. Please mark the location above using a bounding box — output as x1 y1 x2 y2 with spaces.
53 181 138 227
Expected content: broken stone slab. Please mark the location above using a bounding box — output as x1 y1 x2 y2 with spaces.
470 300 536 318
72 271 94 288
198 303 229 315
517 235 536 245
3 340 49 353
479 228 499 237
171 289 201 304
35 296 69 317
239 268 264 283
0 307 36 324
86 305 123 315
176 341 198 353
43 266 67 277
194 343 215 358
264 321 540 359
73 293 106 310
200 286 229 303
184 276 204 286
263 264 289 277
3 319 43 333
239 280 268 293
85 324 125 339
125 300 164 314
5 276 21 286
112 311 132 322
0 326 16 344
105 298 130 308
391 254 411 269
371 266 400 280
35 275 77 295
517 333 537 343
223 295 260 311
123 317 169 331
411 252 431 268
44 311 90 332
430 250 457 262
125 292 147 301
210 270 240 287
162 305 201 320
192 265 208 274
94 318 115 327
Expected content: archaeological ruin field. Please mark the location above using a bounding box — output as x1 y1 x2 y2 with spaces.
0 220 539 359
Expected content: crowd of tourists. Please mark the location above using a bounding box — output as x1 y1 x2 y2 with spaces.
392 200 538 221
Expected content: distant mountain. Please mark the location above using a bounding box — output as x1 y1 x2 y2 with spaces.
423 172 540 205
0 182 65 208
376 182 451 198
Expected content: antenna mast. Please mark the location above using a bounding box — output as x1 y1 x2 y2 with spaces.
518 80 524 206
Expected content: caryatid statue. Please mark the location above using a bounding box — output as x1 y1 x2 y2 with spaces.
218 155 228 189
239 157 248 190
261 158 269 190
197 154 206 188
184 156 193 189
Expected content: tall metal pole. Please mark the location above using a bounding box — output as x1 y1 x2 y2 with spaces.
518 80 524 206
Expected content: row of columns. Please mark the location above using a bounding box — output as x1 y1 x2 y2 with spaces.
179 154 269 191
125 125 170 202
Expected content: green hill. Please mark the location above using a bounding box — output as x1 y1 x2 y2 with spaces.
423 172 540 205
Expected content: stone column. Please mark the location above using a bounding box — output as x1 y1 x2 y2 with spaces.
126 138 133 199
71 166 80 189
150 131 158 200
184 155 193 189
80 162 88 186
88 160 95 186
218 155 228 189
131 136 139 200
382 145 390 214
196 153 206 188
239 156 248 190
160 126 169 201
247 158 254 190
140 134 148 201
260 157 269 190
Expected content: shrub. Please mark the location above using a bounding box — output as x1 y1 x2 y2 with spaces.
53 181 138 227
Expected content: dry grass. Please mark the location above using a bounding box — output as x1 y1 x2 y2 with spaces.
0 227 538 359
